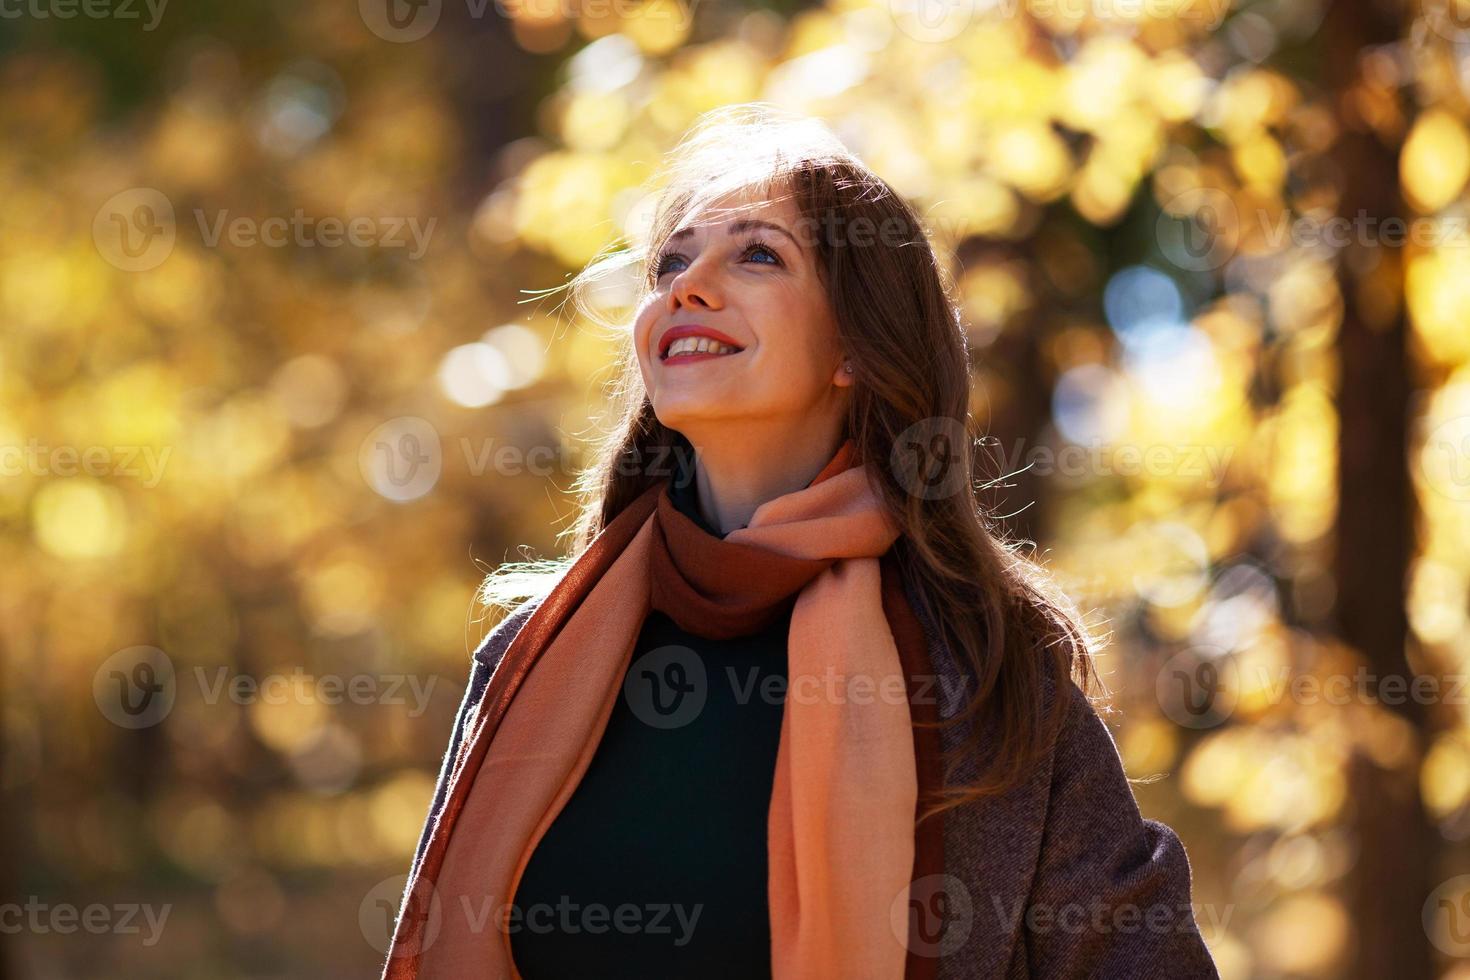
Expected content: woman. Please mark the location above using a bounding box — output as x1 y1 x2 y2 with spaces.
383 104 1219 979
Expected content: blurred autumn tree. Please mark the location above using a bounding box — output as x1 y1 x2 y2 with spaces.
5 0 1470 976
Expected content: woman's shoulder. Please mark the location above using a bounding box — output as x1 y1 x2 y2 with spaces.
1048 673 1125 775
470 595 546 672
1031 667 1160 840
470 561 571 670
1024 673 1218 975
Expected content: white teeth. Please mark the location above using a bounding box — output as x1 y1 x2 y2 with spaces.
665 336 740 358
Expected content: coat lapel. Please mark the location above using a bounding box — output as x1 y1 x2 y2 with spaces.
901 574 1054 979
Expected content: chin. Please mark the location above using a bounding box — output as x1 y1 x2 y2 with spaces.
653 397 753 428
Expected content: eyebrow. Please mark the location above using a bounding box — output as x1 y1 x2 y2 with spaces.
666 218 801 251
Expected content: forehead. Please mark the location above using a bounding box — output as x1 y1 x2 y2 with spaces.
665 189 800 244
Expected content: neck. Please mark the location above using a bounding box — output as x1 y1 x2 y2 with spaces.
678 424 850 537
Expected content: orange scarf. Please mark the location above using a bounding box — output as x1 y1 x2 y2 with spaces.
386 438 942 978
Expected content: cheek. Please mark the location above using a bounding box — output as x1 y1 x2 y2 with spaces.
789 299 842 378
632 300 660 368
632 301 653 351
742 292 839 392
750 331 830 398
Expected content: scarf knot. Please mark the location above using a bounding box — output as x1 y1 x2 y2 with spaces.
649 486 835 639
650 437 903 640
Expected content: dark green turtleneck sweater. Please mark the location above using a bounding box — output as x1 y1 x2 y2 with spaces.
508 475 787 978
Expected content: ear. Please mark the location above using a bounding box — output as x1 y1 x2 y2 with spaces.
832 359 855 388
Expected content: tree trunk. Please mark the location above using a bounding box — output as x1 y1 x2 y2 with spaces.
964 239 1049 550
1323 0 1435 975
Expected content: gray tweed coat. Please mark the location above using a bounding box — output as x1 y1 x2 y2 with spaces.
402 572 1221 978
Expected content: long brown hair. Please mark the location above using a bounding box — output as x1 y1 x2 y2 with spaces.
481 103 1101 822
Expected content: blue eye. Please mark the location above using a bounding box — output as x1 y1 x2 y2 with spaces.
652 238 782 280
743 241 781 265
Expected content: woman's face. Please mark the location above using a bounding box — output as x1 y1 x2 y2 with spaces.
632 189 852 437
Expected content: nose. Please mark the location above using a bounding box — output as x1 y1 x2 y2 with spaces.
667 253 722 313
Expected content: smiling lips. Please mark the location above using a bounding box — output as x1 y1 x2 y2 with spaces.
658 324 746 363
665 336 741 361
